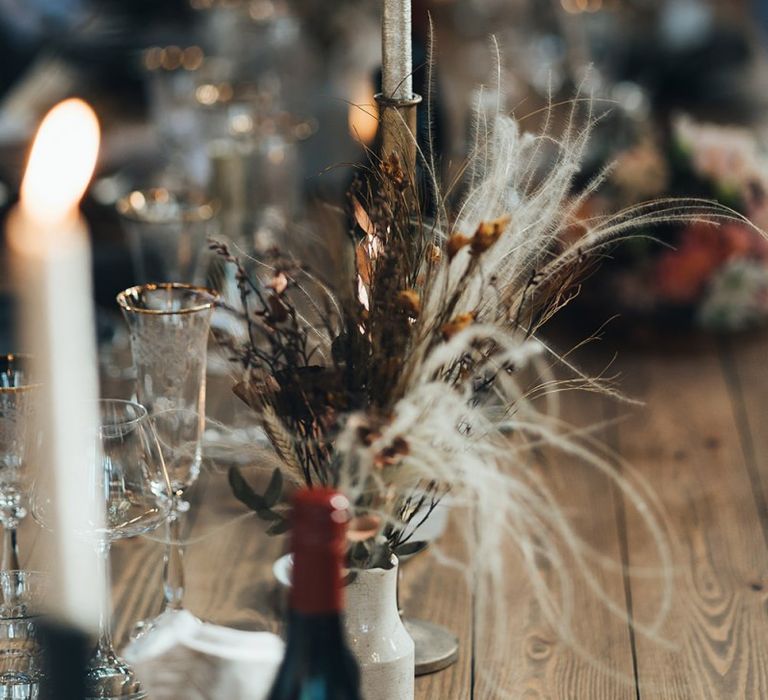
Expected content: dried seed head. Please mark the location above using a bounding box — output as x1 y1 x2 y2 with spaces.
396 289 421 317
441 312 476 340
267 272 289 294
446 233 471 261
374 436 410 468
356 424 380 447
471 215 511 254
428 244 442 264
381 152 405 189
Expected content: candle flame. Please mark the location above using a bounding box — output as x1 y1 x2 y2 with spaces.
20 99 100 226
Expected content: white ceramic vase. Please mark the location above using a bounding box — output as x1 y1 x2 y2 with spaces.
344 556 415 700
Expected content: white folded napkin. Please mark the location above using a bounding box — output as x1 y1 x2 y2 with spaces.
123 610 284 700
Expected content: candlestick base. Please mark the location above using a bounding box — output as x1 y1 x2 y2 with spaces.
404 618 459 676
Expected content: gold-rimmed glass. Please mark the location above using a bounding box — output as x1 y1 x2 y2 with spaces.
0 356 40 572
117 283 217 628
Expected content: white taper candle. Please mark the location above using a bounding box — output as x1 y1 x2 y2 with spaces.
6 98 104 633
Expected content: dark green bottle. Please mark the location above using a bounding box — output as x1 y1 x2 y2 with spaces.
267 488 363 700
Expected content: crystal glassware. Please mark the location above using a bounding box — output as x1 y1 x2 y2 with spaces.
0 570 47 700
142 46 209 187
117 283 217 627
117 188 216 286
86 399 171 700
0 356 39 572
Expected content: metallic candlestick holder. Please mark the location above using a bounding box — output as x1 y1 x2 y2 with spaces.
375 92 422 178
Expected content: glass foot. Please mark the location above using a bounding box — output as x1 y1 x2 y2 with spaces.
85 646 145 699
0 671 41 700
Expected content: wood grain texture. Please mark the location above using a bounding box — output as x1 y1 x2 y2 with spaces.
403 516 473 700
482 389 637 700
109 464 472 699
95 336 768 698
614 341 768 700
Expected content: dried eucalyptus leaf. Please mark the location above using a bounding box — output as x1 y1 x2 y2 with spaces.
257 508 283 522
350 541 369 565
370 543 394 570
263 468 283 508
266 518 291 536
394 541 428 558
228 467 268 512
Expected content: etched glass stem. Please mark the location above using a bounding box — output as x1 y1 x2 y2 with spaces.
163 506 185 611
95 539 114 657
1 527 19 571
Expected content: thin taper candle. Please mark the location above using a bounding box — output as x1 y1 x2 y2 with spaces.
382 0 413 100
6 98 104 633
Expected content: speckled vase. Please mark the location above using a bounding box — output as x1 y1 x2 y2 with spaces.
344 556 415 700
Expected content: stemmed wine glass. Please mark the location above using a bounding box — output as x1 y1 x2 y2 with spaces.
117 283 217 630
0 355 40 572
100 189 216 381
88 399 171 699
31 399 171 699
117 188 216 286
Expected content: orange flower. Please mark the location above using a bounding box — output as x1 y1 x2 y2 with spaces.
654 222 758 303
656 245 719 303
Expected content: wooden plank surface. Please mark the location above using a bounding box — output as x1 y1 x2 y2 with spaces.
99 333 768 699
476 387 637 699
613 339 768 699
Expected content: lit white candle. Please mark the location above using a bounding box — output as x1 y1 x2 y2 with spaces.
382 0 413 100
6 99 104 632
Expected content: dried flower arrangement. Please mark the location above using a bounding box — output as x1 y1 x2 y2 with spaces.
211 74 758 688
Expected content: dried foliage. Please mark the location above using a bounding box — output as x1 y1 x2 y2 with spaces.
213 76 760 689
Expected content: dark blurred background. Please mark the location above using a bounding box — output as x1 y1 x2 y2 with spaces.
3 0 768 353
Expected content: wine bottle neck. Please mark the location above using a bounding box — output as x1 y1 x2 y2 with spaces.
289 487 347 614
283 611 347 649
291 544 343 615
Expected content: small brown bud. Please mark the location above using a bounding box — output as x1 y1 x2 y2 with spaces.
470 215 510 254
428 244 442 264
356 425 380 447
374 436 410 468
441 312 476 340
267 272 289 294
446 233 471 261
381 153 406 189
396 289 421 317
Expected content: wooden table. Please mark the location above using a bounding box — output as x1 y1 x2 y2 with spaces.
95 331 768 698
